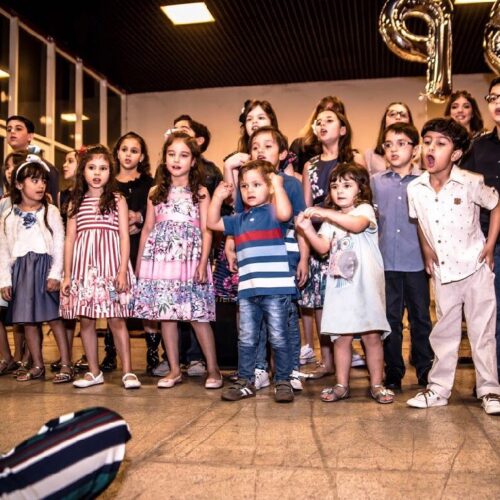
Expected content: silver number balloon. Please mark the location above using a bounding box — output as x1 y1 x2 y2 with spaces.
379 0 453 103
484 0 500 75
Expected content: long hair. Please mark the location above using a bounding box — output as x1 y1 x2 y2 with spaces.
237 100 279 153
325 163 372 210
374 102 414 155
444 90 484 136
151 132 205 206
112 131 151 176
68 144 118 218
3 150 28 194
8 159 52 234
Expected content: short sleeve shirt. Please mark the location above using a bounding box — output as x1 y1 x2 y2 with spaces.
407 166 499 283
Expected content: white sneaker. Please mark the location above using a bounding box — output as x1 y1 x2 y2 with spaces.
152 360 170 377
351 353 366 367
299 345 316 365
254 368 270 390
407 389 448 408
482 394 500 415
187 360 207 377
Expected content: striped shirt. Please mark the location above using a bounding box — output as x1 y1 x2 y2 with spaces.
223 204 296 298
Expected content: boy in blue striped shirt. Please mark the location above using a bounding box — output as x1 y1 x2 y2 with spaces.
208 160 296 402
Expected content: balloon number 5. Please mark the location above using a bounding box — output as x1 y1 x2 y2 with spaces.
379 0 453 104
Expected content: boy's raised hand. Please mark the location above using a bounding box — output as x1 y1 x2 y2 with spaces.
213 181 234 201
224 152 250 170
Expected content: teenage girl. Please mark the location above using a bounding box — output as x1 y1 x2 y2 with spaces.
61 145 140 389
134 132 222 389
0 155 72 382
297 163 393 404
444 90 484 139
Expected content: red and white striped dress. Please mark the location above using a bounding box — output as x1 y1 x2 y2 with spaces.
60 196 134 319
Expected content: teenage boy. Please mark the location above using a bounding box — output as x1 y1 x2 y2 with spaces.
224 126 309 391
371 123 433 391
6 115 59 203
208 160 296 402
406 118 500 415
462 77 500 380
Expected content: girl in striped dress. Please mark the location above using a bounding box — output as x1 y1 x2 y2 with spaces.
61 145 140 389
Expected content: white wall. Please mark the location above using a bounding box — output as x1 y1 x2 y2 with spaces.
126 73 494 171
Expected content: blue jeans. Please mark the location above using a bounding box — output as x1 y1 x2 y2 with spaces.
255 300 300 373
238 295 291 381
494 244 500 379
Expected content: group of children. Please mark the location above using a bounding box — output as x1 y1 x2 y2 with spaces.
1 77 500 415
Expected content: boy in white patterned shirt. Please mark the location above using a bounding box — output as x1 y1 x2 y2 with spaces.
406 118 500 415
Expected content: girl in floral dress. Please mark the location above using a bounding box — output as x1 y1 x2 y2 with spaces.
61 145 140 389
134 132 222 390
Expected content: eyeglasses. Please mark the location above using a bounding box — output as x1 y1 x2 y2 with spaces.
485 94 500 104
386 110 409 119
381 140 414 150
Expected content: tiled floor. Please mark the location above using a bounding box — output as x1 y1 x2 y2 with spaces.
1 332 499 499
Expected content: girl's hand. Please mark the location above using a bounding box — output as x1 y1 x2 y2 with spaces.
224 152 250 170
128 210 142 226
1 286 12 301
213 182 234 201
304 207 329 221
46 279 60 292
61 278 71 296
296 212 313 232
296 258 309 288
129 224 141 236
115 270 128 293
195 263 207 284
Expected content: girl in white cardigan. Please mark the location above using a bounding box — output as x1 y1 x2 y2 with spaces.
0 155 72 382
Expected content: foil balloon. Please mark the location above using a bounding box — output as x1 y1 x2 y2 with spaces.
484 0 500 75
379 0 453 103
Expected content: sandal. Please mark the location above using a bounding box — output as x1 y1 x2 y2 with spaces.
0 358 17 376
12 361 30 378
309 362 335 380
320 383 350 402
370 385 395 404
53 364 75 384
17 365 45 382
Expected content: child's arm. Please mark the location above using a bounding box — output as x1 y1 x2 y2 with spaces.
417 224 438 276
135 189 156 276
0 215 12 301
195 187 212 284
480 201 500 269
223 153 250 187
304 206 370 234
47 206 65 292
296 230 309 288
296 212 330 255
302 161 313 207
224 236 238 272
207 181 233 232
270 173 292 222
116 195 131 292
61 206 77 296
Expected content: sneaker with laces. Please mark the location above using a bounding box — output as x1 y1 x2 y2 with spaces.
407 389 448 408
482 393 500 415
186 360 207 377
221 379 256 401
351 353 366 367
299 345 316 365
152 359 170 377
275 380 294 403
254 368 270 390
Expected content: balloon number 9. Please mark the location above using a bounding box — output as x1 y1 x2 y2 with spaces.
379 0 453 104
484 0 500 75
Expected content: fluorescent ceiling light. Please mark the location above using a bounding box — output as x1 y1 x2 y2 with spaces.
61 113 89 122
161 2 215 25
455 1 494 4
0 69 9 78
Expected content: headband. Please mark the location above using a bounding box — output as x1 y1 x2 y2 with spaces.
15 154 50 182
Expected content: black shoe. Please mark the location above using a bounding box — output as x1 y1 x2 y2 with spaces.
385 380 402 392
74 355 89 372
50 358 62 372
145 332 161 375
99 354 117 372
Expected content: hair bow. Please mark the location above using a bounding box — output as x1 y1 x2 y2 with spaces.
15 154 50 181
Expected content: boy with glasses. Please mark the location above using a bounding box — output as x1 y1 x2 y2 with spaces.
371 123 433 392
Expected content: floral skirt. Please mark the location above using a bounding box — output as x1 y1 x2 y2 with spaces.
299 253 328 309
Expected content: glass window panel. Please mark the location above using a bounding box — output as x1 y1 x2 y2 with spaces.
0 15 9 120
83 71 99 145
55 54 76 147
18 29 47 136
107 88 121 149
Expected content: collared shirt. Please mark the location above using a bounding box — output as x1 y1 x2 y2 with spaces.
371 168 424 272
461 129 500 239
407 166 498 284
